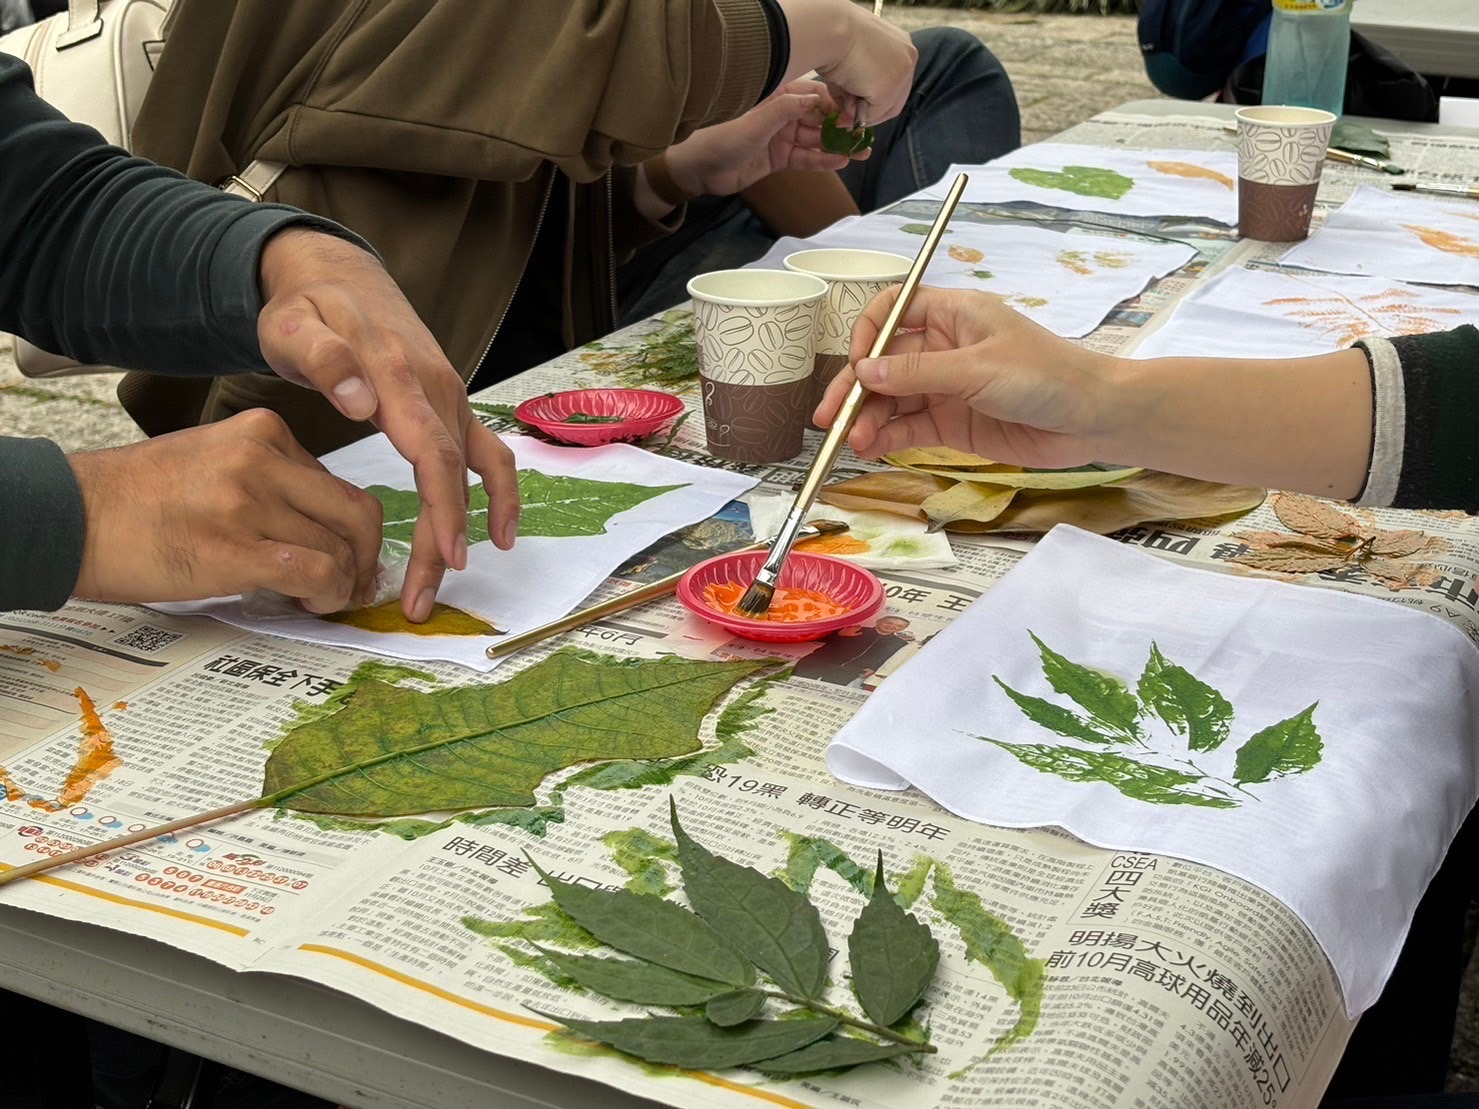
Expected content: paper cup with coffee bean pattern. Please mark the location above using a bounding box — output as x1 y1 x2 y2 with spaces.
784 249 912 426
1235 105 1336 242
687 269 827 463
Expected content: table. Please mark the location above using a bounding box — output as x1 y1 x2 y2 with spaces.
1351 0 1479 82
3 100 1477 1109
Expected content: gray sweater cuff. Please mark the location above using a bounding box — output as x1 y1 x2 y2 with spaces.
0 436 84 612
1352 336 1405 508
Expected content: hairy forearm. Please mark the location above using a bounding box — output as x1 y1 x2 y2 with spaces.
1099 349 1373 500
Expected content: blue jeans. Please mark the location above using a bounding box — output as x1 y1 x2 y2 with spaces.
617 26 1021 326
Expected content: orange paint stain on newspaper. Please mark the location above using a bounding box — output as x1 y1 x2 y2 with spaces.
57 688 124 807
0 644 62 672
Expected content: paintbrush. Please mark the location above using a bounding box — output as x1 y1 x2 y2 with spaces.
485 520 850 659
1325 146 1405 175
732 173 968 618
1391 180 1479 201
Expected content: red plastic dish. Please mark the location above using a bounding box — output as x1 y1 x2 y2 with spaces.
513 388 686 447
677 551 885 643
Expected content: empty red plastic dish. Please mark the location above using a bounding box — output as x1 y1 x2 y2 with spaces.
513 388 686 447
677 550 885 643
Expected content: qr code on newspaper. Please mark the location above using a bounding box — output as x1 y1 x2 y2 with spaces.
113 624 184 654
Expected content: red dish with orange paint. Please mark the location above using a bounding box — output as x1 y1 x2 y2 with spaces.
677 551 884 643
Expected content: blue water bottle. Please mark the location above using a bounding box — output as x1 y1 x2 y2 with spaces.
1262 0 1353 117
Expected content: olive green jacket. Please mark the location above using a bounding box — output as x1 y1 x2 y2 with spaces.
124 0 776 454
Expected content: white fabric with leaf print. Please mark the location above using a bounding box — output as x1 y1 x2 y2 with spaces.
828 525 1479 1017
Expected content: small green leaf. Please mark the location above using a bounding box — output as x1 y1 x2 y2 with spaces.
993 677 1126 746
849 854 940 1027
980 738 1237 808
820 111 875 156
537 1012 836 1070
670 800 829 1000
1136 643 1232 752
1029 632 1142 740
534 948 731 1006
1233 703 1322 785
705 989 767 1027
752 1037 923 1076
532 864 754 987
897 222 945 236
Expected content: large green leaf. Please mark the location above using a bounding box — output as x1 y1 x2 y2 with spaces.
979 738 1237 808
539 1013 837 1070
261 652 767 815
534 948 732 1006
533 865 754 987
1233 704 1322 785
670 801 830 1000
848 855 939 1027
367 470 687 549
1029 633 1142 740
1136 643 1232 753
752 1037 922 1076
993 677 1126 746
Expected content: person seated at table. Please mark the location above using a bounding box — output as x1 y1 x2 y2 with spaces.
818 285 1479 1101
617 25 1022 326
0 52 516 619
116 0 919 458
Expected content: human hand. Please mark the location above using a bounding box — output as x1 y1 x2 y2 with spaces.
814 286 1118 468
69 410 383 613
662 81 855 201
777 0 916 127
256 228 518 623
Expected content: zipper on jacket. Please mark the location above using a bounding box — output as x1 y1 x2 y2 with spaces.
471 170 557 386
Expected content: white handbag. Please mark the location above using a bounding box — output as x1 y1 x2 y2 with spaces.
1 0 173 378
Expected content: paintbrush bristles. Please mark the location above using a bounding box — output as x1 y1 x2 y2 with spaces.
733 578 776 618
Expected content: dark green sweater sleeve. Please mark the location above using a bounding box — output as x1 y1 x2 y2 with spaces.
0 436 85 612
0 53 368 372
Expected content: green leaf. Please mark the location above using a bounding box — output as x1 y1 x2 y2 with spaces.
1029 632 1142 740
1233 703 1322 785
261 652 767 815
979 738 1237 808
849 854 940 1027
531 864 754 987
367 471 687 549
820 111 876 156
705 989 767 1027
536 1012 836 1070
1008 164 1134 199
1136 643 1232 752
534 947 732 1007
670 800 830 1000
1331 120 1390 158
993 677 1126 746
752 1037 923 1076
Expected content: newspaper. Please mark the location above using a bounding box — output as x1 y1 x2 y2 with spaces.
9 107 1479 1106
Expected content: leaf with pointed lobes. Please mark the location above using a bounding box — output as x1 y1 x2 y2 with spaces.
670 799 829 1000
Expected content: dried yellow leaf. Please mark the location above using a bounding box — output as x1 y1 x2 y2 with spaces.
1233 548 1351 574
883 446 1003 470
817 471 952 520
1370 528 1441 559
920 482 1017 532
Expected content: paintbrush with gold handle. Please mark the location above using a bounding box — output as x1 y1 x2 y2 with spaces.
733 172 968 618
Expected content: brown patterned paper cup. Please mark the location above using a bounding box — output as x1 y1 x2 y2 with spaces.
1235 105 1336 242
783 248 913 427
687 268 827 463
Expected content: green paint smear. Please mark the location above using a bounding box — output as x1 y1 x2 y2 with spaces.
778 833 872 898
1009 164 1134 200
931 863 1043 1075
604 827 679 896
464 901 600 950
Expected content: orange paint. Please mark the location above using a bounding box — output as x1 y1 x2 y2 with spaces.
1403 224 1479 258
59 688 123 807
323 600 498 637
702 582 852 622
0 644 61 671
112 701 128 712
0 767 25 802
796 532 871 556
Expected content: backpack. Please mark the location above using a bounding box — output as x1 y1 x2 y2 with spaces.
1138 0 1271 100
